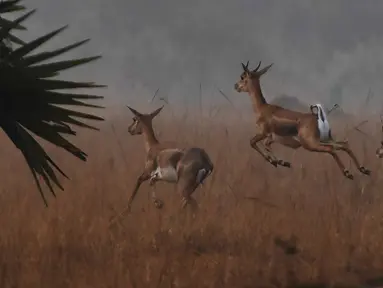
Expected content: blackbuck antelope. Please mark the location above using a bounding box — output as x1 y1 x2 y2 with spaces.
376 115 383 158
124 106 214 212
234 61 371 179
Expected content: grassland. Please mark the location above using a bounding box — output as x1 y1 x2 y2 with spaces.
0 112 382 288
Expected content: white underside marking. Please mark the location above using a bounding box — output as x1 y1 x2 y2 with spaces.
150 166 178 183
312 103 331 142
317 118 331 142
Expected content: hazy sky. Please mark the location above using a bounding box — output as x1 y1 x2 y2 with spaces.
16 0 383 114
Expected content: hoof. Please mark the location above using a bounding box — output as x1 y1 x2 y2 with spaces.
181 197 190 209
267 157 278 167
153 199 164 209
359 166 371 176
343 170 354 180
278 160 291 168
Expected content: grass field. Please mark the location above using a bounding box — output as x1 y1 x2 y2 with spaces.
0 112 383 288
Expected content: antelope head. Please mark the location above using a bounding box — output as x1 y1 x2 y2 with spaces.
234 61 273 93
310 104 326 122
377 115 383 158
126 105 164 136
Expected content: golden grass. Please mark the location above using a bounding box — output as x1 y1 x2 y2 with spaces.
0 114 382 288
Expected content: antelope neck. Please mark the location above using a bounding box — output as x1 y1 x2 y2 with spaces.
142 125 159 153
248 78 267 113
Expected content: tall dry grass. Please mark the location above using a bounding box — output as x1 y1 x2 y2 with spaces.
0 112 383 288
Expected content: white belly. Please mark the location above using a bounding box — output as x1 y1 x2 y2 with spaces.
150 166 178 183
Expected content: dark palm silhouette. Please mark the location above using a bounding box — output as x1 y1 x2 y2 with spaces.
0 0 105 205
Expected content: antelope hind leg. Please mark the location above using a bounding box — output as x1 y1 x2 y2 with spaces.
177 171 200 211
300 139 354 179
149 174 164 209
320 141 371 175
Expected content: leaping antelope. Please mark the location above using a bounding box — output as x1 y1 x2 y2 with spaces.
123 106 214 212
376 115 383 158
234 61 371 179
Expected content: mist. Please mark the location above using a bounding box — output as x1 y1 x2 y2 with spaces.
18 0 383 116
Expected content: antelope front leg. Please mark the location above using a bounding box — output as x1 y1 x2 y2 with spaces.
250 134 279 167
109 171 151 226
124 172 151 213
263 137 291 168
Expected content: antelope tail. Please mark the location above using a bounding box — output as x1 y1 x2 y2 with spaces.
196 166 213 185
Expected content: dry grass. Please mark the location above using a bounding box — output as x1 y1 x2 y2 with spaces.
0 113 383 288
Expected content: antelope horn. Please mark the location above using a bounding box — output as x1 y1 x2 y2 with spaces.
241 62 249 72
253 61 261 72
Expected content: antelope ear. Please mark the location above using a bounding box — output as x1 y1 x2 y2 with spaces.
126 106 143 117
257 63 273 77
150 105 164 119
310 105 318 115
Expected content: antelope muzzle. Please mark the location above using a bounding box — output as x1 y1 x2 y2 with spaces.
128 126 136 135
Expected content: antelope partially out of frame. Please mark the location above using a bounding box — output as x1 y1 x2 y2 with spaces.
234 61 371 179
123 106 214 212
376 115 383 158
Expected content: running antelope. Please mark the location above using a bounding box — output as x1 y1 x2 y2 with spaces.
124 105 213 212
234 61 371 179
376 115 383 158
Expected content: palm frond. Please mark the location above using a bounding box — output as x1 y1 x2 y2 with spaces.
0 2 106 206
0 0 25 13
8 25 68 59
17 39 91 66
0 0 26 46
0 9 34 43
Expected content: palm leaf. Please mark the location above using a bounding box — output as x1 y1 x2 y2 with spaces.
0 17 26 30
25 56 102 77
7 33 25 45
8 25 68 59
0 0 27 46
0 9 35 42
0 2 106 206
17 39 91 66
0 0 25 13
